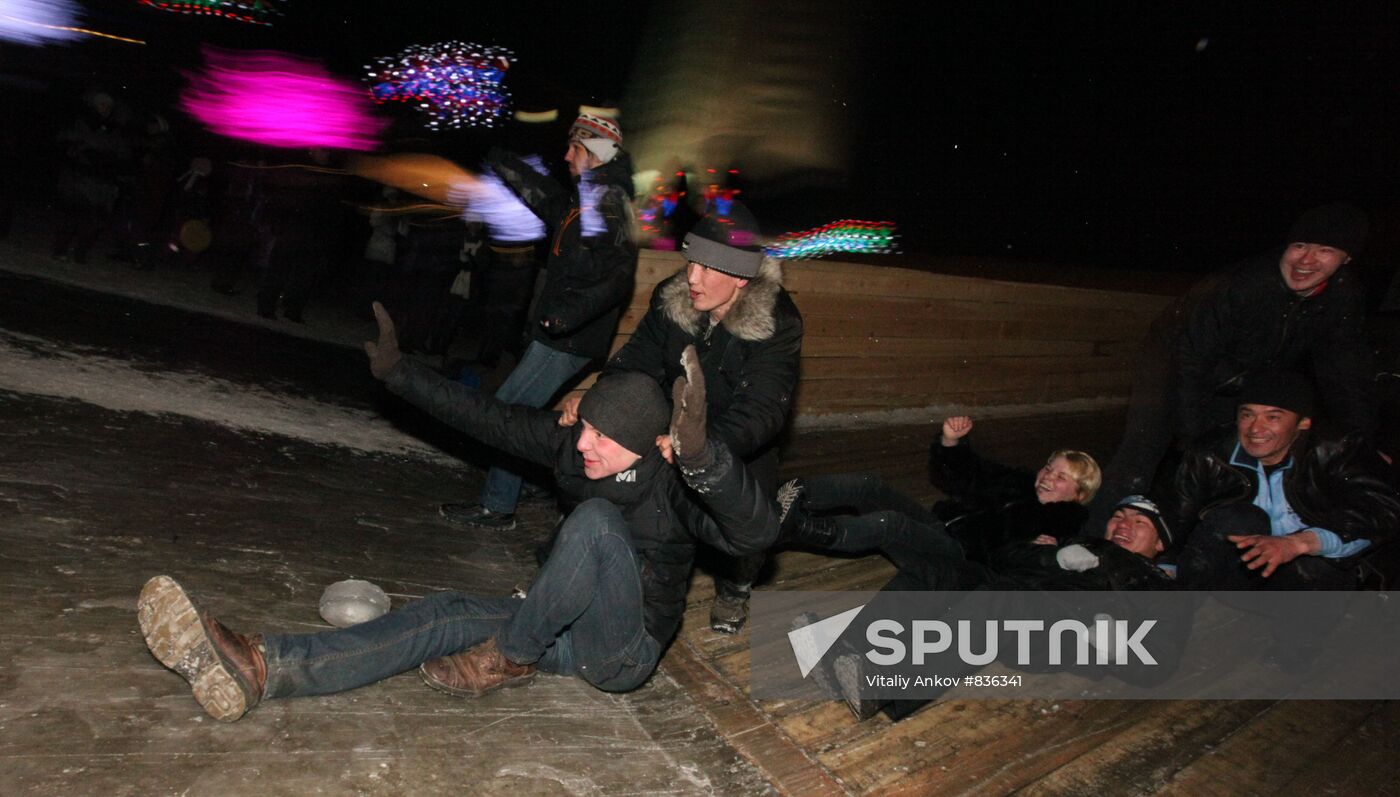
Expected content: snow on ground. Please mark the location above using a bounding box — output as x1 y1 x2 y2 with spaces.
0 216 463 462
0 226 375 352
0 327 460 464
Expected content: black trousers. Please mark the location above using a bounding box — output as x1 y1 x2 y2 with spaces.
1178 503 1360 591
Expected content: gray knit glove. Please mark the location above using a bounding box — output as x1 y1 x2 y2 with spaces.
670 344 712 468
364 301 402 381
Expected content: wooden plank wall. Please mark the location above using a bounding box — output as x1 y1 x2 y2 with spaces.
566 250 1175 419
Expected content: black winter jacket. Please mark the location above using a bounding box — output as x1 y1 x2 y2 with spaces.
981 537 1177 592
384 359 779 644
930 440 1089 559
1173 250 1375 440
1169 429 1400 552
604 259 803 463
486 148 637 360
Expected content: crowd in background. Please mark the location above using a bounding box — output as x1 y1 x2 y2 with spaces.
2 83 702 383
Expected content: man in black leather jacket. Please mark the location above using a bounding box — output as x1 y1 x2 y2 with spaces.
1173 208 1375 443
1171 371 1400 590
1088 202 1379 535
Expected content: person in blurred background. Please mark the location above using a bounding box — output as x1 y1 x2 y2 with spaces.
438 112 637 531
51 90 131 263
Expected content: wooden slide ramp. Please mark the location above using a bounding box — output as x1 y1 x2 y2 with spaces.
661 410 1400 796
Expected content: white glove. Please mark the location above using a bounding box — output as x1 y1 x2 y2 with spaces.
1056 544 1101 572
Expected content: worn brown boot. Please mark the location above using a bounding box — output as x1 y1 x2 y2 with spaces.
419 638 536 698
137 575 267 722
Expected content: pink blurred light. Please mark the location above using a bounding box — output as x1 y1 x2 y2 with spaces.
182 48 385 151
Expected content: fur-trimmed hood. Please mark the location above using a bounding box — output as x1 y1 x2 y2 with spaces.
658 258 785 341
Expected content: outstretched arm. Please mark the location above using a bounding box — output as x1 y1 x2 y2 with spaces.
941 416 973 445
349 153 478 205
670 345 711 468
928 417 1032 506
366 302 564 468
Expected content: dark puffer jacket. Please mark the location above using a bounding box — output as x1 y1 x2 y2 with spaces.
385 359 778 645
1169 429 1400 552
486 148 637 361
930 440 1089 561
603 258 803 467
981 537 1177 592
1173 250 1375 440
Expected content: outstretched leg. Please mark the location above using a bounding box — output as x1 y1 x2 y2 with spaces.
139 575 522 720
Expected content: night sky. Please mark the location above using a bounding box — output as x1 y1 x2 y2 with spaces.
6 1 1399 274
850 4 1400 271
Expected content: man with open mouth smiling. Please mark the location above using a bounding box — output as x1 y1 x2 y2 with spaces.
1170 371 1400 590
1177 201 1375 442
1104 497 1170 559
1087 202 1381 540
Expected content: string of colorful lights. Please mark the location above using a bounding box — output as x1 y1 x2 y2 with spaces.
365 42 516 131
139 0 281 26
765 220 898 259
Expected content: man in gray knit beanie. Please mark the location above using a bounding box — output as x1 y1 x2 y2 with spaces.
135 316 778 722
561 200 805 633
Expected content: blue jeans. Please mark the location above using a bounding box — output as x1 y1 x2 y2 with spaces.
480 340 591 514
263 499 661 698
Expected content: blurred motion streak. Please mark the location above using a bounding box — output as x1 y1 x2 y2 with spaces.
139 0 281 26
0 0 86 45
349 152 476 206
182 48 386 150
765 220 898 259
